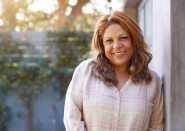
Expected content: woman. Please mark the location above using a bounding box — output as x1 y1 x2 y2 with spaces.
63 11 163 131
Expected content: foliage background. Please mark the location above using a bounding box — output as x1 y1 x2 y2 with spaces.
0 30 92 130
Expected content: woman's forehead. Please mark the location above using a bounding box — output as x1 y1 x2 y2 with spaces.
103 24 129 38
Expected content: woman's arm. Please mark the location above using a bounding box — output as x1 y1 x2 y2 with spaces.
149 77 164 131
63 63 87 131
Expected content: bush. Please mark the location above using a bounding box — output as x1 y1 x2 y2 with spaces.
0 103 9 131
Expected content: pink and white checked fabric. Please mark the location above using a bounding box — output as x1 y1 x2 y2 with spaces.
63 59 163 131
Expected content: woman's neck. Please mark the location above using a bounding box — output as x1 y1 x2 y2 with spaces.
114 66 130 90
114 65 128 76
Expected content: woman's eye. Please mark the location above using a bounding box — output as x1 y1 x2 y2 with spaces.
105 39 112 43
120 36 128 40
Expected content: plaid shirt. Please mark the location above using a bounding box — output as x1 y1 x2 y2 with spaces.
63 59 163 131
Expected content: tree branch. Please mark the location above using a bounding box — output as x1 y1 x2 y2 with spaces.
71 0 90 17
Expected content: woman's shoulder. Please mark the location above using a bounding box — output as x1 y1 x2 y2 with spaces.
75 58 96 73
77 58 95 68
149 69 161 82
149 69 162 88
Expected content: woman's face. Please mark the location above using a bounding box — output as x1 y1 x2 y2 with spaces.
102 24 132 68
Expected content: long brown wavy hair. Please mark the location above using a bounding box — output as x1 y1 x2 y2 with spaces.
90 11 152 87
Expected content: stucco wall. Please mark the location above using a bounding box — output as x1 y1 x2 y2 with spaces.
124 7 137 20
171 0 185 130
153 0 185 130
152 0 171 130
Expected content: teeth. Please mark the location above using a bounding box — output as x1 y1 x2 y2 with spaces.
113 51 126 56
113 51 126 55
114 52 123 55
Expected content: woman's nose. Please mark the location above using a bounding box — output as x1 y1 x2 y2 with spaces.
113 40 121 49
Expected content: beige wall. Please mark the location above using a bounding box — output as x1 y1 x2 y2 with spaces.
153 0 185 130
124 6 137 20
152 0 171 130
171 0 185 130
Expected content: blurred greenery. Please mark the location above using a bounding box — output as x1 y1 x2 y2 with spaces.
0 31 92 130
47 31 92 95
0 31 92 95
0 102 9 131
0 0 103 31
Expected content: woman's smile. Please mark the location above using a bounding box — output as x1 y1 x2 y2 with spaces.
112 51 127 56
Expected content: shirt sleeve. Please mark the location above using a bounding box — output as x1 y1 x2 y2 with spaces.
149 77 164 131
63 62 87 131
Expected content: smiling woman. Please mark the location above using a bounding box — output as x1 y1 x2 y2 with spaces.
63 11 164 131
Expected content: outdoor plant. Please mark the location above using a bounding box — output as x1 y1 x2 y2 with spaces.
0 33 55 131
0 31 92 131
0 102 9 131
46 31 92 96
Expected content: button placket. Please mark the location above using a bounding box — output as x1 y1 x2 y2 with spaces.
113 90 121 131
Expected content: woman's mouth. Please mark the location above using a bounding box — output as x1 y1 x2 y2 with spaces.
112 51 126 56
